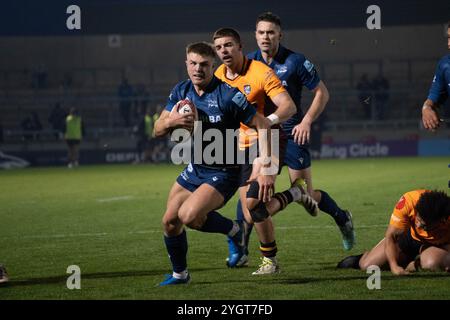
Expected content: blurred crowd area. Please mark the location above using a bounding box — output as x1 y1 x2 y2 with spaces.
1 20 449 162
0 57 447 137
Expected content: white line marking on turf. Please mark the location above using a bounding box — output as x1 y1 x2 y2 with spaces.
3 224 386 240
96 195 134 203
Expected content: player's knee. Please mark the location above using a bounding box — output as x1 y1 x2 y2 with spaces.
246 197 260 211
358 254 377 271
178 205 197 226
246 181 259 200
358 259 372 271
249 201 269 223
161 212 181 235
420 256 441 271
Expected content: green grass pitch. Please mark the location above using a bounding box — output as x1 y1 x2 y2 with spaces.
0 157 449 300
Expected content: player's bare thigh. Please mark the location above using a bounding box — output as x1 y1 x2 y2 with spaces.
178 183 225 230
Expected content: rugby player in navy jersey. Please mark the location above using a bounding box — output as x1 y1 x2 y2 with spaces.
422 21 450 132
243 12 355 251
154 42 293 285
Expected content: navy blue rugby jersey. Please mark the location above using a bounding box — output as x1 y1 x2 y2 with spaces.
427 54 450 105
248 45 320 137
165 76 257 167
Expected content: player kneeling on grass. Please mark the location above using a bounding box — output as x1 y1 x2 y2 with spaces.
337 190 450 275
153 42 280 286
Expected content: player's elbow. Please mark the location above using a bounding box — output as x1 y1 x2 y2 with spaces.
178 204 204 230
318 86 330 105
322 89 330 104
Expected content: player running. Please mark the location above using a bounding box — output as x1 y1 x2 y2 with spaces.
241 12 355 258
154 42 302 285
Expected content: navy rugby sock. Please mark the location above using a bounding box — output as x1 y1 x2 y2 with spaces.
200 211 234 235
236 199 253 242
236 199 245 222
164 229 188 273
317 190 348 226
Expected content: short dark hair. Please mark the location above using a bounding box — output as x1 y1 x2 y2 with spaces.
415 190 450 224
256 11 282 28
186 42 216 59
212 28 241 45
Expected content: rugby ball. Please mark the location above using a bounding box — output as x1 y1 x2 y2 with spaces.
175 99 196 117
170 99 197 136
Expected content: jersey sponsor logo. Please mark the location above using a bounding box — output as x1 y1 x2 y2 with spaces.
276 65 287 75
395 196 406 210
282 80 288 87
299 157 304 164
209 115 222 123
243 85 251 95
432 75 436 83
187 163 193 172
180 170 189 181
232 91 247 109
207 99 219 110
304 60 315 73
212 176 218 182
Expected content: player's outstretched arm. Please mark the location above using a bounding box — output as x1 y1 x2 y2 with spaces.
384 225 409 276
292 81 329 145
422 99 441 132
153 109 194 137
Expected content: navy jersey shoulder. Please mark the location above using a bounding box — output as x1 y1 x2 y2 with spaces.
247 45 321 134
427 54 450 104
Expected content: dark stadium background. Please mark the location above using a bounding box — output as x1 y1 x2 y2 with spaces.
0 0 449 166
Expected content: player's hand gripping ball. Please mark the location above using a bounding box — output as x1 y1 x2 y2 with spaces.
170 99 198 135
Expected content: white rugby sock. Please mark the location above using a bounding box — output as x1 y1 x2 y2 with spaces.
288 186 303 202
172 270 188 279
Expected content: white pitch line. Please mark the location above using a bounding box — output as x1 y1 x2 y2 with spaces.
96 195 135 203
1 224 386 240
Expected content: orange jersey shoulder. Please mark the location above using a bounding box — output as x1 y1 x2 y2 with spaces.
215 59 286 114
215 59 286 149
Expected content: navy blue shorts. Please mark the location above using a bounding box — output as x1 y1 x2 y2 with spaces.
176 163 240 204
283 138 311 170
398 229 423 262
